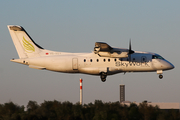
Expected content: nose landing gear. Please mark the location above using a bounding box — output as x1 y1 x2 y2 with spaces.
157 70 163 79
159 74 163 79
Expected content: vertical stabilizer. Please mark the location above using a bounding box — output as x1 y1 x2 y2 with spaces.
7 25 44 58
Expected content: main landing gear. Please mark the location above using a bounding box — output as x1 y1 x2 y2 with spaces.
100 72 107 82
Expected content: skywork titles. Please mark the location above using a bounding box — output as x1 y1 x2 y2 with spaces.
115 61 150 67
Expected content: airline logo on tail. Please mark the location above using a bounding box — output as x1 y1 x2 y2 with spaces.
22 37 35 53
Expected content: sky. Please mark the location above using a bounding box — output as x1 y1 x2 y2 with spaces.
0 1 180 106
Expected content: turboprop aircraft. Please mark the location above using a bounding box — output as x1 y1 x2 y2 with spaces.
7 25 174 82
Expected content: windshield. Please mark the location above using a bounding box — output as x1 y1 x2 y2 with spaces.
152 55 164 60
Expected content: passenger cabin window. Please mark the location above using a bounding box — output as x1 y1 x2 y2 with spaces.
108 59 110 62
97 59 99 62
90 59 92 62
104 59 106 62
84 59 86 62
114 58 116 62
152 55 164 60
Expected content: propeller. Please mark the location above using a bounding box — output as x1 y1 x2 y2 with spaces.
128 39 134 62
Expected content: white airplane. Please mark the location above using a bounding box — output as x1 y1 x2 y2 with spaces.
8 25 174 82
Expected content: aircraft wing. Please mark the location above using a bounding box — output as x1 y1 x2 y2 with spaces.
94 42 129 58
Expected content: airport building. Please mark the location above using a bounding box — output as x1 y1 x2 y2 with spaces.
119 84 179 110
121 101 180 110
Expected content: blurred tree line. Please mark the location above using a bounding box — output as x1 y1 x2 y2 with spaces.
0 100 179 120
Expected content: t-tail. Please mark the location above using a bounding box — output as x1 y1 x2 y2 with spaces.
8 25 60 69
8 25 44 58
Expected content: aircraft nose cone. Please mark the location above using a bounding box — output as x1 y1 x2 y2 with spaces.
170 63 175 69
165 60 174 70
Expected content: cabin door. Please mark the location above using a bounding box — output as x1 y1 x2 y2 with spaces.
72 58 78 70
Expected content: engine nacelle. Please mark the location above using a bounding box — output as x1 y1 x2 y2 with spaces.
94 42 129 58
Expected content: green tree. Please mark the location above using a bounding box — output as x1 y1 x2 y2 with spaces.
128 103 140 120
0 101 24 120
139 102 160 120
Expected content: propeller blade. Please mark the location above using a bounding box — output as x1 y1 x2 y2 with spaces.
129 54 131 62
128 39 134 62
129 39 132 52
128 39 134 55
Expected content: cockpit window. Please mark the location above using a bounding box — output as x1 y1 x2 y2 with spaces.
152 55 164 60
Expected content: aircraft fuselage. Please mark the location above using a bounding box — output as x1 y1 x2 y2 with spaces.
12 51 174 76
8 25 174 82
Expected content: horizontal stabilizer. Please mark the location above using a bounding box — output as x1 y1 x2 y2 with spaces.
10 58 26 64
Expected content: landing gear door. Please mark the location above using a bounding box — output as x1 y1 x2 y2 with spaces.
72 58 78 70
141 56 147 67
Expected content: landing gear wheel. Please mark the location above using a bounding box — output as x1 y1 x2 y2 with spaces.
159 74 163 79
101 78 106 82
100 72 107 82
